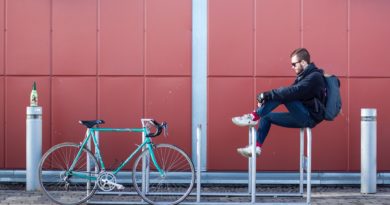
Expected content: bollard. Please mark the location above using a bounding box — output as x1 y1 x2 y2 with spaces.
26 106 42 191
361 108 377 194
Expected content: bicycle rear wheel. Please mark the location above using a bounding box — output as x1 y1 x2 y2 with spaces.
38 143 100 205
132 144 195 205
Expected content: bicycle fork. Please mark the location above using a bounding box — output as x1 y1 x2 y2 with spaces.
147 143 166 177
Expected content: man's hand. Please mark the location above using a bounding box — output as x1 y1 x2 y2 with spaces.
257 91 271 104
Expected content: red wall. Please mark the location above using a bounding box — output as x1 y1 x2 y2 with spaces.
208 0 390 172
0 0 191 169
0 0 389 172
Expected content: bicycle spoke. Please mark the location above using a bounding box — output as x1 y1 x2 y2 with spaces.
38 143 100 205
133 144 194 204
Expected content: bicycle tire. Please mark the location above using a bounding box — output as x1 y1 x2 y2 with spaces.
38 143 100 205
132 144 195 205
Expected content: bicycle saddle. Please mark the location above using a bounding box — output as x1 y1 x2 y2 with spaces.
79 120 105 128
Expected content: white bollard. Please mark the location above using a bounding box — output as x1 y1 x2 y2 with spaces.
361 108 377 194
26 106 42 191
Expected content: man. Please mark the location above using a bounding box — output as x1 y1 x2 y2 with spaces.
232 48 326 157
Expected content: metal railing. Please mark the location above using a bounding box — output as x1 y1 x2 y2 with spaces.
87 125 313 205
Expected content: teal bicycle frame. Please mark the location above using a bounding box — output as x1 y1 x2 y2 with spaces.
67 123 165 180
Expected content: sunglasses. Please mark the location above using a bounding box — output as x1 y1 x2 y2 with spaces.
291 61 301 67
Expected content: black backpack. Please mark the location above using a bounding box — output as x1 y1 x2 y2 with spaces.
323 74 342 121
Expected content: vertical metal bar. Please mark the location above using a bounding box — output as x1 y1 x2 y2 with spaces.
251 127 256 204
299 128 304 194
141 130 148 194
95 129 99 178
192 0 208 172
248 127 252 194
196 125 202 203
306 128 312 204
361 108 377 194
87 129 91 195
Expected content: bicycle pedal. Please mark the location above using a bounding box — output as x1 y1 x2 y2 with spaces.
116 184 125 190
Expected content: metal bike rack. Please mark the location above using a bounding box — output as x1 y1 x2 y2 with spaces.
87 122 148 205
87 124 312 205
190 125 312 205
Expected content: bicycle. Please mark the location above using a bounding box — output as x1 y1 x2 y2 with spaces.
38 119 195 205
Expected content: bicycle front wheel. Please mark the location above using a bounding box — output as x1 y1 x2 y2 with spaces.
38 143 100 205
132 144 195 205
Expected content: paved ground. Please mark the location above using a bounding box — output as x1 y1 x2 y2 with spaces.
1 183 390 204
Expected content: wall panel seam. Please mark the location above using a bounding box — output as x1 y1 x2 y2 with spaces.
96 0 100 121
3 0 6 168
143 0 146 118
347 0 351 171
1 0 5 167
253 0 256 108
300 0 303 46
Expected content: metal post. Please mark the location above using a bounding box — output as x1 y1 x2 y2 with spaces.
196 125 202 203
141 130 149 194
250 127 256 203
306 128 312 204
26 106 42 191
87 129 92 195
299 128 304 194
248 127 252 194
361 108 377 194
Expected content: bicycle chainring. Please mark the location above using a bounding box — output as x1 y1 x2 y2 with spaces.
97 172 117 192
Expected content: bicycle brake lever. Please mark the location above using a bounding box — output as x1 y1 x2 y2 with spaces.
162 122 168 137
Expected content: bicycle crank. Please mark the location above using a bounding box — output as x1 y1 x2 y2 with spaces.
97 172 124 191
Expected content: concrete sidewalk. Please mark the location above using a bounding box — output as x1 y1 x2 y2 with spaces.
1 184 390 205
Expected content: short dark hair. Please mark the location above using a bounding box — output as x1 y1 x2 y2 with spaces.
290 48 311 63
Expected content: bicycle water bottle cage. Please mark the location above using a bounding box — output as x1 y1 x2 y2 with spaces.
79 120 105 128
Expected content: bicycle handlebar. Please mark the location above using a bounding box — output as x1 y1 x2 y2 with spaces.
146 120 168 138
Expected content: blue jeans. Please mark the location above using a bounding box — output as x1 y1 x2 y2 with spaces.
255 100 316 145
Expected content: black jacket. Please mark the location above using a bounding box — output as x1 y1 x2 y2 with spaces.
269 63 326 125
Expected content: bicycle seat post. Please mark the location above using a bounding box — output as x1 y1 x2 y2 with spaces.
86 128 92 194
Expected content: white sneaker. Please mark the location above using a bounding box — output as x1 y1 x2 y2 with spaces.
232 114 258 127
237 145 261 158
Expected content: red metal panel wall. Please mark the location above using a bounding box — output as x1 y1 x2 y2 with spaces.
0 0 192 169
51 77 97 145
349 79 390 171
303 0 348 76
99 0 144 75
208 0 390 171
0 0 389 172
208 77 254 170
5 77 51 168
98 77 144 170
0 77 4 168
52 0 97 75
146 0 191 76
208 0 254 76
256 0 300 77
0 0 4 75
350 0 390 77
6 0 50 75
145 77 191 152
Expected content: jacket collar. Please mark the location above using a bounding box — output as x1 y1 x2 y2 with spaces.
297 63 321 81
